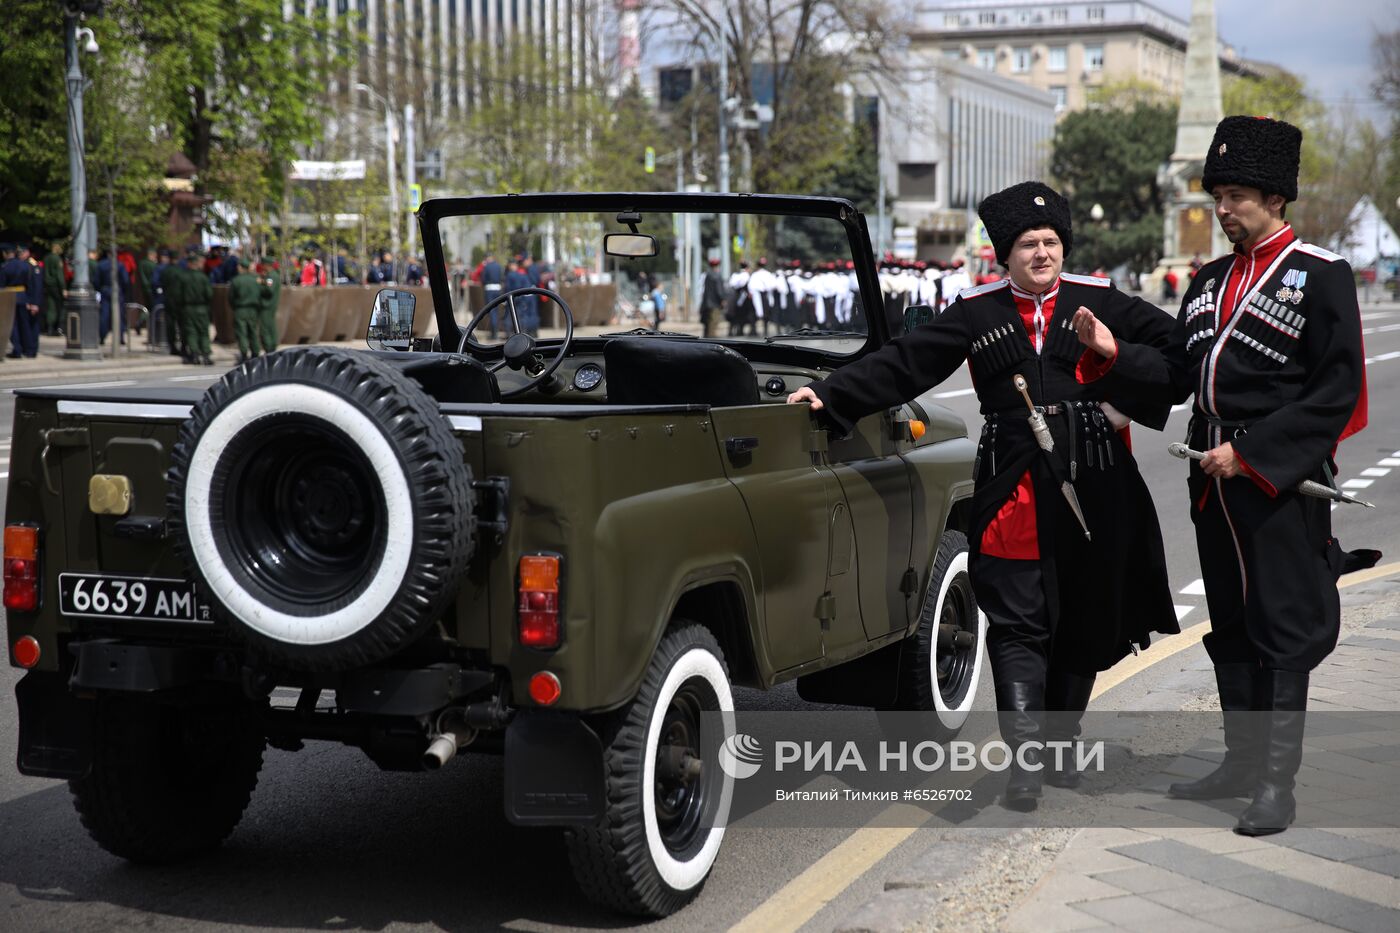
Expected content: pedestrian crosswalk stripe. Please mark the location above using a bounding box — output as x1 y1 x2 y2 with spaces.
1361 467 1391 478
1380 459 1400 468
1180 578 1206 596
1343 478 1374 489
1174 605 1194 622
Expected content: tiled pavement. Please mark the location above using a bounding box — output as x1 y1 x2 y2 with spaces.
1000 580 1400 933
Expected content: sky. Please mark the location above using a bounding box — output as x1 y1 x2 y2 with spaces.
1157 0 1396 120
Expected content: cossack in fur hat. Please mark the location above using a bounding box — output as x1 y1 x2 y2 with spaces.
977 181 1073 265
1202 115 1302 203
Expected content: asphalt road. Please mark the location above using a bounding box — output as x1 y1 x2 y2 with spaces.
1 298 1398 932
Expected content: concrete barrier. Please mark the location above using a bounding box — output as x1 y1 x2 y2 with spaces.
0 291 15 347
278 288 330 345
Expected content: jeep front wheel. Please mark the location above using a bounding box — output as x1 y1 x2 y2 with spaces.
898 530 987 737
565 623 734 916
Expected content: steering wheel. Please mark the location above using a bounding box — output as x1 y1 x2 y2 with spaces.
457 286 575 398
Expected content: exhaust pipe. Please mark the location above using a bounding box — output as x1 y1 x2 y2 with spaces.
422 709 477 770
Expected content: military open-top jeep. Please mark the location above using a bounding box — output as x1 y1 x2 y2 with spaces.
5 194 981 916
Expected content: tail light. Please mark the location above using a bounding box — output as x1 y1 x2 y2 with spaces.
4 524 40 613
529 671 562 706
12 635 40 669
518 553 561 648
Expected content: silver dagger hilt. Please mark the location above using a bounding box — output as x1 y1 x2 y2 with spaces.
1167 443 1376 508
1014 374 1054 453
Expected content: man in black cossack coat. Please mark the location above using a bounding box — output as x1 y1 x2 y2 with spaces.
1158 116 1378 836
789 181 1181 810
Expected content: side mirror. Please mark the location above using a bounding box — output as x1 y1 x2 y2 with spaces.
902 303 935 335
604 233 659 258
367 288 416 350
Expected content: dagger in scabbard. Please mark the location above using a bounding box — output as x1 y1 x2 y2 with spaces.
1013 374 1092 540
1166 443 1376 508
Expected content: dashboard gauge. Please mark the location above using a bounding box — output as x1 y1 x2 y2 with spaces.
573 363 604 392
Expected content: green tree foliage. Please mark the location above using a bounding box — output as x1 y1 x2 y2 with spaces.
1050 93 1176 274
0 0 332 248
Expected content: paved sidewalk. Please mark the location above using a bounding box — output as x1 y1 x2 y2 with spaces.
999 574 1400 933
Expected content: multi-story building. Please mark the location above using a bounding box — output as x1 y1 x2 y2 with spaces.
877 54 1058 262
912 1 1262 114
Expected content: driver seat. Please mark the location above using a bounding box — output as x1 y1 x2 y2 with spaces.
604 338 758 408
369 351 501 403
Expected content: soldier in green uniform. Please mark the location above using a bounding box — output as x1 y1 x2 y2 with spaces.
137 248 158 334
163 254 188 360
228 255 261 363
256 257 281 355
43 243 66 336
183 250 214 365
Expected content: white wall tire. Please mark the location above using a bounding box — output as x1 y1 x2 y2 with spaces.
167 347 476 671
566 623 733 916
899 530 987 738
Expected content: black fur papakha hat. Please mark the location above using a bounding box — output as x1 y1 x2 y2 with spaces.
1202 115 1302 203
978 181 1073 265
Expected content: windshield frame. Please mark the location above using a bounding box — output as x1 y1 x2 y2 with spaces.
416 192 889 364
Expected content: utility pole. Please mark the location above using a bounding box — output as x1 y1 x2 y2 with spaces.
717 35 730 278
63 4 101 361
355 84 399 275
405 102 416 266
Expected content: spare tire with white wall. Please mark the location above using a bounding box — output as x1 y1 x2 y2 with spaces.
167 346 476 671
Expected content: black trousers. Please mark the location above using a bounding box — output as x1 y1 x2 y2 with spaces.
973 554 1096 691
1194 478 1342 672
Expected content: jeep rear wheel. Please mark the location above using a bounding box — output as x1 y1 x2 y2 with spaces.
70 692 265 863
898 530 987 737
167 347 476 671
566 623 734 916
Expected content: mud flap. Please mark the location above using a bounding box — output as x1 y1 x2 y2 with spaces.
504 713 605 826
16 670 94 779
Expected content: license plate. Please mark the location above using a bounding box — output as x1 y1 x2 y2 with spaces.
58 573 213 623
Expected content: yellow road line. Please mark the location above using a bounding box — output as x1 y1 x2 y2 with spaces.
732 561 1400 931
729 814 930 933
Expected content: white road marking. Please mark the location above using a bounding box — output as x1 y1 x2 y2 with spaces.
168 374 220 382
1361 322 1400 335
932 387 976 399
1174 605 1194 622
1361 467 1391 478
1379 458 1400 468
1170 402 1191 413
1179 578 1207 596
1367 351 1400 364
1342 478 1375 489
10 379 137 392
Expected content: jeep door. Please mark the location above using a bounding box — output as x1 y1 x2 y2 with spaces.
825 407 917 642
707 405 861 674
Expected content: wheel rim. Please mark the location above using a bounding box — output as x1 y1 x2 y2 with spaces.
218 417 388 610
652 679 715 858
935 573 977 706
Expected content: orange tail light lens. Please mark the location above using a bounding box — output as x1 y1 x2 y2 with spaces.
518 553 562 649
3 525 40 613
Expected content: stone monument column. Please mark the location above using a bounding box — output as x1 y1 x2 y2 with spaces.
1155 0 1227 290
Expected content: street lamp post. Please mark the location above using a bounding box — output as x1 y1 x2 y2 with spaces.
355 83 401 273
63 6 101 361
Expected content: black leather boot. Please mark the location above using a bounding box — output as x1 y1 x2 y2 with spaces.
1236 670 1308 836
1044 670 1096 789
996 680 1045 812
1169 662 1261 799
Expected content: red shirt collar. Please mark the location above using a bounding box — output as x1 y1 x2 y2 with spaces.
1233 223 1295 262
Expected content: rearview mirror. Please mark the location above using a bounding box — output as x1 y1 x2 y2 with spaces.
367 288 416 350
902 303 935 335
604 233 659 258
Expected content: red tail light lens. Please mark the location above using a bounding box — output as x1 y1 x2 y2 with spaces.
518 554 561 648
529 671 562 706
12 635 40 669
3 525 40 612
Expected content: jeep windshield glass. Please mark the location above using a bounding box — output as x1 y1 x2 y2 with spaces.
429 203 873 355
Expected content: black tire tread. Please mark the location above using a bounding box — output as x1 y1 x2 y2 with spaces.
565 622 727 917
69 693 265 864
